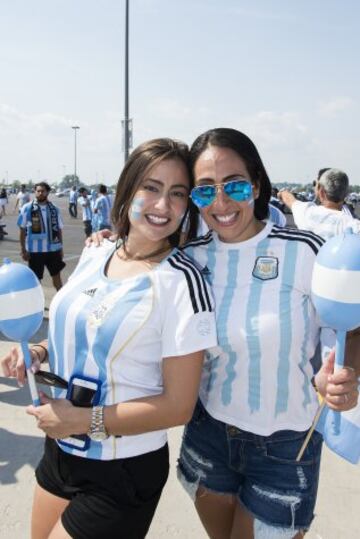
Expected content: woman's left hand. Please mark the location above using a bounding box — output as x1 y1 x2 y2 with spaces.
26 392 90 439
315 349 359 411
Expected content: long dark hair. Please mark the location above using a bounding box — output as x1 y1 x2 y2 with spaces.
190 128 271 220
112 138 199 247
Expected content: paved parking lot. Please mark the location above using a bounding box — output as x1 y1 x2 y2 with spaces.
0 194 359 538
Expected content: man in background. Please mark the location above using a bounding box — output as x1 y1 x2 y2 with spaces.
68 185 78 218
14 184 31 212
18 182 65 290
78 187 93 237
278 168 360 240
93 184 112 230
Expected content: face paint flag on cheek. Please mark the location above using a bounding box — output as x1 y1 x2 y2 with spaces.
129 197 145 221
0 259 44 406
310 229 360 464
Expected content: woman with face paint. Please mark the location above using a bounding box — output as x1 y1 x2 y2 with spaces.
1 138 217 539
176 128 359 539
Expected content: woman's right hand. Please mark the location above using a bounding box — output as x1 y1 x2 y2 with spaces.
85 229 114 247
1 346 41 386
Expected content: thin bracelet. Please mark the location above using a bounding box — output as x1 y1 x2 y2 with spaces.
32 343 49 363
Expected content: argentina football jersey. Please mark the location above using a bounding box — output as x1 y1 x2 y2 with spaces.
78 196 92 221
47 241 217 460
17 201 63 253
183 221 329 435
94 194 112 227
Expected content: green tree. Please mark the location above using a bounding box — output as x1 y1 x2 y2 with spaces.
58 174 80 189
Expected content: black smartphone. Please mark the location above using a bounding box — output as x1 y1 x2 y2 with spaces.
68 377 99 407
34 370 68 389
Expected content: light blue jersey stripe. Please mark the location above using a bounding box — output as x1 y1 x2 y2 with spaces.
246 238 271 412
219 250 239 406
91 276 152 384
299 296 312 407
275 240 298 415
86 276 152 460
52 269 101 379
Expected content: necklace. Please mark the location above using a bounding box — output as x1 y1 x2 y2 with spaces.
115 241 171 262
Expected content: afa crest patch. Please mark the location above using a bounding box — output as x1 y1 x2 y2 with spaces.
252 256 278 281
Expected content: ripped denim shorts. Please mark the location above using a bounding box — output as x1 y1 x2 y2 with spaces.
177 399 323 533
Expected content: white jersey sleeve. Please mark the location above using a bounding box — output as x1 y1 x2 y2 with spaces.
160 250 217 358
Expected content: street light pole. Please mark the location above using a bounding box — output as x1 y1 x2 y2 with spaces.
123 0 132 163
71 126 80 187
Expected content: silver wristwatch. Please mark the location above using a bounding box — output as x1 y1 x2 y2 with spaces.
87 405 109 441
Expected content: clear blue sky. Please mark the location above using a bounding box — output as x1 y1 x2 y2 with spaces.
1 0 360 185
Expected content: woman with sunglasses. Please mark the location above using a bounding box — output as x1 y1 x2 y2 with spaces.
1 138 217 539
84 129 358 538
177 128 358 539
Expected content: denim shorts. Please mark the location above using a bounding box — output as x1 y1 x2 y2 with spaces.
177 400 323 532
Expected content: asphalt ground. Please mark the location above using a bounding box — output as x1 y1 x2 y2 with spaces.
0 195 359 538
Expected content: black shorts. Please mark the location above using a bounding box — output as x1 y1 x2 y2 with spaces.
35 438 169 539
29 251 66 280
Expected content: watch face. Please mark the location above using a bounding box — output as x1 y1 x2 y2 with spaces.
89 431 108 442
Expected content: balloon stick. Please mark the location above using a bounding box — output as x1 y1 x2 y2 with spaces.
21 342 41 407
296 330 346 461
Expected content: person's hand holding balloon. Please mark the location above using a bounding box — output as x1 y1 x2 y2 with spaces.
1 345 42 386
314 348 358 411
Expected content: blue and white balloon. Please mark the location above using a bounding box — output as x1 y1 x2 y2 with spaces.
311 229 360 463
0 259 44 406
0 259 44 340
312 229 360 332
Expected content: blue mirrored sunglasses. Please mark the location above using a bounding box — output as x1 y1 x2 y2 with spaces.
190 178 253 208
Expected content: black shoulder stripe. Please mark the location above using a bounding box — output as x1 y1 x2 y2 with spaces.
175 251 213 312
181 231 213 249
268 233 321 255
168 253 213 314
272 225 325 246
168 257 199 313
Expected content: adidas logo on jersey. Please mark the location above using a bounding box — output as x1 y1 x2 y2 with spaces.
201 266 211 276
82 288 97 297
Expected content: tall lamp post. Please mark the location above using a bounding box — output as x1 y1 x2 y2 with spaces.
71 126 80 187
123 0 132 163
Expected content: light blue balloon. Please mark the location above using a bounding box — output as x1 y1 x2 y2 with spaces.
0 259 44 341
312 229 360 331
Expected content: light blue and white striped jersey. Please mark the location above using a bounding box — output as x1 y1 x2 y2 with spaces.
78 196 92 221
183 221 329 435
94 194 112 228
48 241 216 460
292 201 360 240
17 201 63 253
